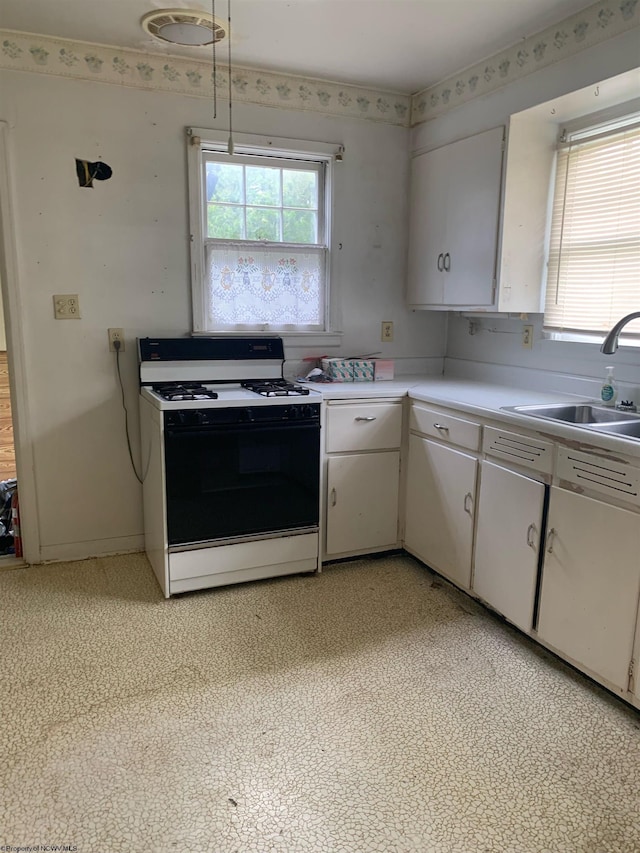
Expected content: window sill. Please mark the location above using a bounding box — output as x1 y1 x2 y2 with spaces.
192 331 344 348
281 332 343 348
543 330 640 348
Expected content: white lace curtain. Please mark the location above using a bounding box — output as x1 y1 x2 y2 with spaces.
204 243 326 330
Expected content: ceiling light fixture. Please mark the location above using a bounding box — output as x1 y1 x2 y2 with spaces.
141 9 226 47
141 6 233 154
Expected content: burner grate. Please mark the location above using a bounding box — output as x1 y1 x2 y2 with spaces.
242 380 310 397
153 383 219 401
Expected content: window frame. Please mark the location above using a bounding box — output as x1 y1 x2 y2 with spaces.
202 150 324 245
187 128 340 339
542 99 640 345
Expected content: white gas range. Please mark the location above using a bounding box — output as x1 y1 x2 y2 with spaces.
138 337 322 597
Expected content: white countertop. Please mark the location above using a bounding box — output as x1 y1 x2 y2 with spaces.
303 375 640 459
303 377 420 399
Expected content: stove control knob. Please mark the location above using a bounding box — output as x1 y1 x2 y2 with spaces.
195 410 209 425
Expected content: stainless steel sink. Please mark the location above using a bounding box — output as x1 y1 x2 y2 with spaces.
501 401 640 442
504 403 640 424
588 421 640 438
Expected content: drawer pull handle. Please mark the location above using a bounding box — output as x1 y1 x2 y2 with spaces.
331 488 337 507
546 528 556 554
526 523 537 549
355 416 377 422
437 252 444 272
433 423 449 433
463 492 473 516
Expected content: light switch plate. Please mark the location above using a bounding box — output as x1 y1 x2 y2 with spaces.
53 294 81 319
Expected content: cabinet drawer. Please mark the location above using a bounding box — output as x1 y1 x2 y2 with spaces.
409 404 480 451
483 426 553 475
326 402 402 452
170 533 318 584
556 447 640 506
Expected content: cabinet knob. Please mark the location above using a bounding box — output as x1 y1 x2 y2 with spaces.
355 416 376 422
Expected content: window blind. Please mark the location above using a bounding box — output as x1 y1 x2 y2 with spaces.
544 120 640 341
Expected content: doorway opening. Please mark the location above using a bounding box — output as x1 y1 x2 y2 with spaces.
0 292 18 561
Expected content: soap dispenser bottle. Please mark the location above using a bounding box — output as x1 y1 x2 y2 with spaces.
600 366 618 407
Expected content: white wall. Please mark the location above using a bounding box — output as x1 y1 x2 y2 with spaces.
0 278 5 350
412 27 640 395
0 70 444 561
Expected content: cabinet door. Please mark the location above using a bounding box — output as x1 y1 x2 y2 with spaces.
404 434 477 589
473 461 546 632
407 143 448 306
443 126 504 306
326 452 399 556
537 487 640 692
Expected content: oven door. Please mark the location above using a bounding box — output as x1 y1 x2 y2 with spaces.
163 414 320 547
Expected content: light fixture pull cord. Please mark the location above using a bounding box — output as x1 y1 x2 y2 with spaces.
211 0 217 119
227 0 234 154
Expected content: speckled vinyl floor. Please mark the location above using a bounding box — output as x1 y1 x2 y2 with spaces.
0 553 638 853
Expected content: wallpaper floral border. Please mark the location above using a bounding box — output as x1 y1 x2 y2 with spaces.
0 30 410 127
411 0 640 124
0 0 637 128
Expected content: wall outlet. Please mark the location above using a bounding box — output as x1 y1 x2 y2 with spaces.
53 294 81 319
381 321 394 342
522 324 534 349
108 328 125 352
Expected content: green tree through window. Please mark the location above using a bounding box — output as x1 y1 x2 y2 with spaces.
206 162 319 244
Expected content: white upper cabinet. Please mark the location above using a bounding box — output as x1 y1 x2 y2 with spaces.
407 126 504 310
407 115 558 314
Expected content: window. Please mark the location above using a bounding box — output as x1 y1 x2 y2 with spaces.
543 108 640 343
188 130 336 334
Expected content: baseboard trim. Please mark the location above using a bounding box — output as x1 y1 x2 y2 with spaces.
38 535 145 564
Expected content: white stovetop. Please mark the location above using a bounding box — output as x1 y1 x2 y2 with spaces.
140 384 323 411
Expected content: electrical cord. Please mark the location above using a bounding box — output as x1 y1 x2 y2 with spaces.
114 340 149 484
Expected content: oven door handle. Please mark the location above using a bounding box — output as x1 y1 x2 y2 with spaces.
165 423 320 438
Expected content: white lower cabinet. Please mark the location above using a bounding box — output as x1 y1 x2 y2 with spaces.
537 487 640 693
473 461 546 632
324 399 402 559
404 433 477 589
326 452 400 555
326 393 640 708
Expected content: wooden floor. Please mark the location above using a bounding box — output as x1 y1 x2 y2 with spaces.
0 351 16 481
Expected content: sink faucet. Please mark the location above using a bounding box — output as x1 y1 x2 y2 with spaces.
600 311 640 354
